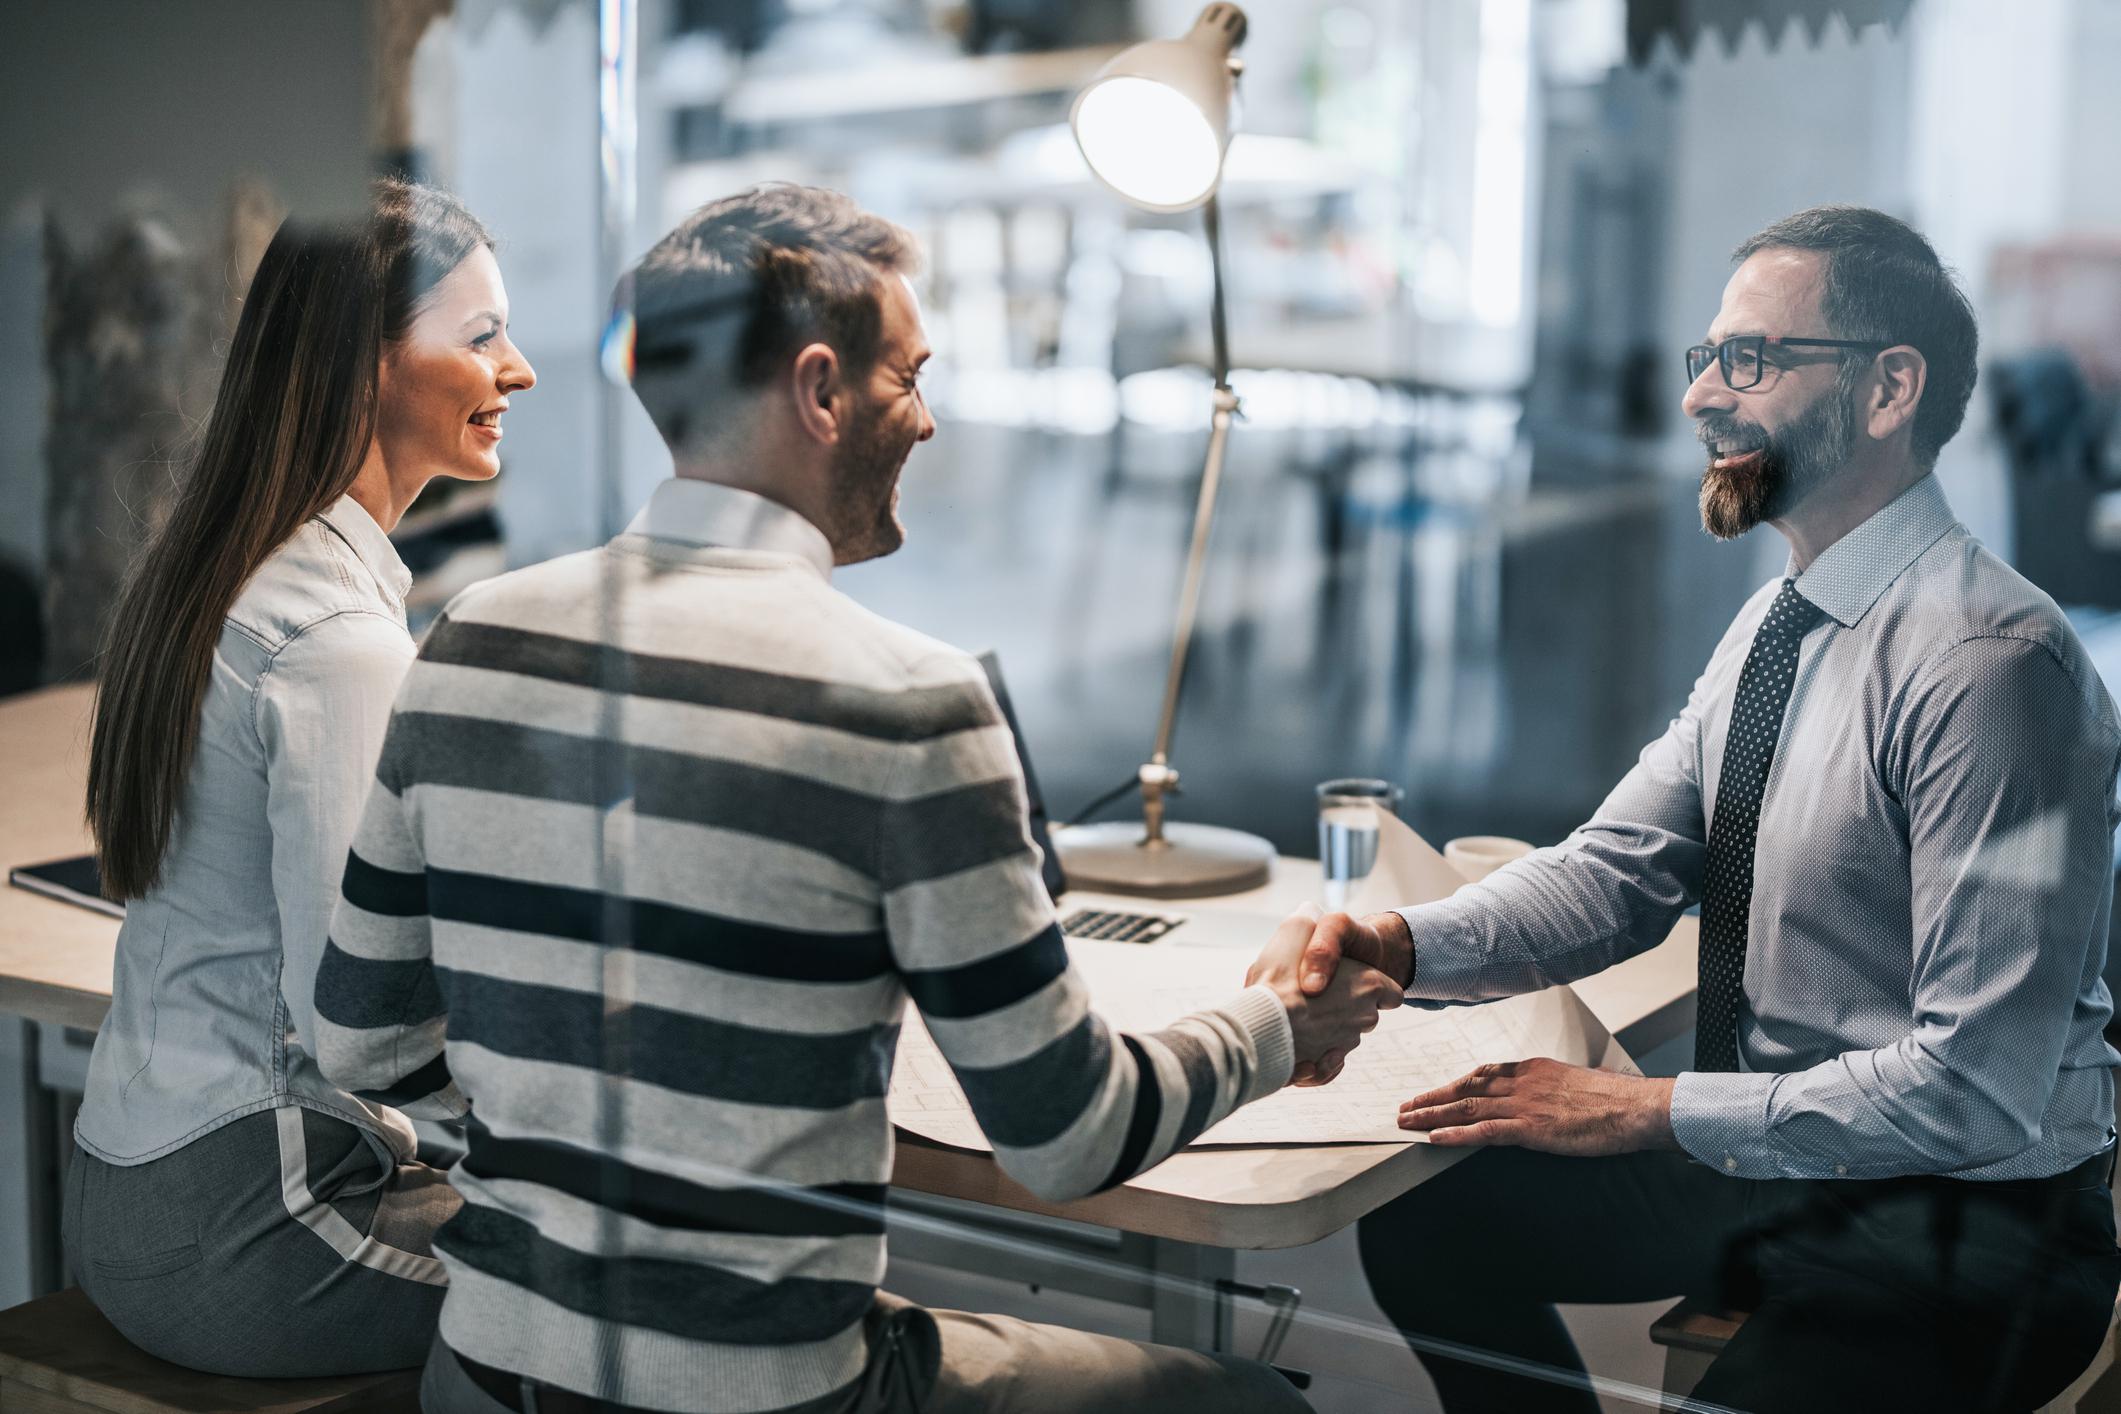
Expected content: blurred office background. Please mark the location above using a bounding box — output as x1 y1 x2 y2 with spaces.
5 2 2121 1404
7 0 2120 864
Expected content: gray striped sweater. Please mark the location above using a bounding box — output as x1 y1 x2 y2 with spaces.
314 478 1293 1414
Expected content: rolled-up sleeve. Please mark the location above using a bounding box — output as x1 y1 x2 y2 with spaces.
1672 636 2121 1178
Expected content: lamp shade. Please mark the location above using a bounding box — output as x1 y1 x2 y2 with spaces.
1070 4 1247 213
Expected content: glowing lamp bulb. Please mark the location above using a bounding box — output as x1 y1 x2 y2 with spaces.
1073 76 1223 211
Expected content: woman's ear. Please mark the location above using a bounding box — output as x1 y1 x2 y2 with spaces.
789 342 841 446
1867 345 1926 446
374 348 397 404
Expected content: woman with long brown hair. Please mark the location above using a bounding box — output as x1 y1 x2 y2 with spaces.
65 179 534 1377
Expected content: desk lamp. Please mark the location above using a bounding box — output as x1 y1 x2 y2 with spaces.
1055 3 1276 898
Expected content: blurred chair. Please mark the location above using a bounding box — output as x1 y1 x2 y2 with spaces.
1990 352 2121 1021
1650 1295 2121 1411
1991 350 2121 610
0 557 44 697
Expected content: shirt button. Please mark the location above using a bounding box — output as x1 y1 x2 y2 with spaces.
1835 1164 1848 1176
1724 1156 1739 1171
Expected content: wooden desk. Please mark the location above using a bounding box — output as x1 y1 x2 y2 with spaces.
886 867 1695 1347
0 681 1699 1342
895 876 1697 1252
0 684 111 1033
0 678 1696 1136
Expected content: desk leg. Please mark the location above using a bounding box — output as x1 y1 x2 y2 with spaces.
0 1020 61 1305
1137 1235 1236 1353
884 1196 1241 1354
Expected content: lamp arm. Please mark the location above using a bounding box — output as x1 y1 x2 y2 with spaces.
1148 388 1237 769
1204 191 1231 390
1140 195 1238 844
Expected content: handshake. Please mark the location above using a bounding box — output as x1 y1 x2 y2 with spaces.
1239 906 1678 1156
1242 907 1415 1087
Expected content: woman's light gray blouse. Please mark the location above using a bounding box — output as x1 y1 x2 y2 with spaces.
76 496 420 1165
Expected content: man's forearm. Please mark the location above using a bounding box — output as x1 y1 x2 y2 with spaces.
1390 823 1701 1002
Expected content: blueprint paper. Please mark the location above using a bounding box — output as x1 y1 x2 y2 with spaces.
890 818 1632 1152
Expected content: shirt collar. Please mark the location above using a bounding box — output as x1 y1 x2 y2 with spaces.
317 494 413 606
1789 474 1959 629
621 477 835 580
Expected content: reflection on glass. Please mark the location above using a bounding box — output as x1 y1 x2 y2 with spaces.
1316 776 1404 909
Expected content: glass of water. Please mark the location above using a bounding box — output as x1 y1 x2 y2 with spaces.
1317 778 1404 910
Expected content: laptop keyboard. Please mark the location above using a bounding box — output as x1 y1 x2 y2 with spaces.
1060 909 1184 944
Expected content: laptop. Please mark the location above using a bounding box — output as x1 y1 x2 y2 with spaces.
978 653 1288 951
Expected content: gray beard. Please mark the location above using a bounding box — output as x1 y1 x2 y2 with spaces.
1698 378 1857 540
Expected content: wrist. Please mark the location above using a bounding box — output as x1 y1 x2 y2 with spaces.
1637 1076 1678 1150
1365 910 1416 989
1228 984 1295 1099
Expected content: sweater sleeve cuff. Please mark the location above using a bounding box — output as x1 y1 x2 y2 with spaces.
1396 903 1484 1002
1223 983 1294 1105
1670 1070 1781 1178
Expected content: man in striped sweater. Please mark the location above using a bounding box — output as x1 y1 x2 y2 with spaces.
314 184 1400 1414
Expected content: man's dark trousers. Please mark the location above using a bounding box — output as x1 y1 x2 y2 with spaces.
1357 1145 2121 1413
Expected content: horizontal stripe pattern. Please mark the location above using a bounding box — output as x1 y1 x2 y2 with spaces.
461 1119 888 1240
438 1185 876 1346
313 942 444 1029
319 517 1291 1412
342 849 427 917
437 1260 869 1414
454 1172 883 1288
423 921 901 1037
444 1044 893 1191
421 618 998 743
900 924 1068 1019
414 790 879 932
381 712 1033 888
422 869 895 983
354 1049 458 1114
435 967 896 1111
394 658 1023 803
920 968 1088 1070
950 1014 1115 1151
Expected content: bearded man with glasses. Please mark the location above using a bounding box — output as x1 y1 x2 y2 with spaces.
1286 206 2121 1412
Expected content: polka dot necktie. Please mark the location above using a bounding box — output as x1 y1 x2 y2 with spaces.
1695 579 1824 1073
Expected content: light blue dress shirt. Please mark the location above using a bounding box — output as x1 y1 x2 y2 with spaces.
76 496 421 1165
1401 475 2121 1181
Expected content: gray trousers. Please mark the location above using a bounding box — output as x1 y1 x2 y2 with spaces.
420 1293 1311 1414
64 1105 460 1377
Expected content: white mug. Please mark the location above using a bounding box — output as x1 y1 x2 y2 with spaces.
1444 835 1534 883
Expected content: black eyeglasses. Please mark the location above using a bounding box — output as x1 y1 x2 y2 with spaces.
1684 335 1891 391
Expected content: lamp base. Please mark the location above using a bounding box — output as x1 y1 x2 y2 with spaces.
1053 821 1274 899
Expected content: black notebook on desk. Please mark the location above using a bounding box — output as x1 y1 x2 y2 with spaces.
9 855 126 920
